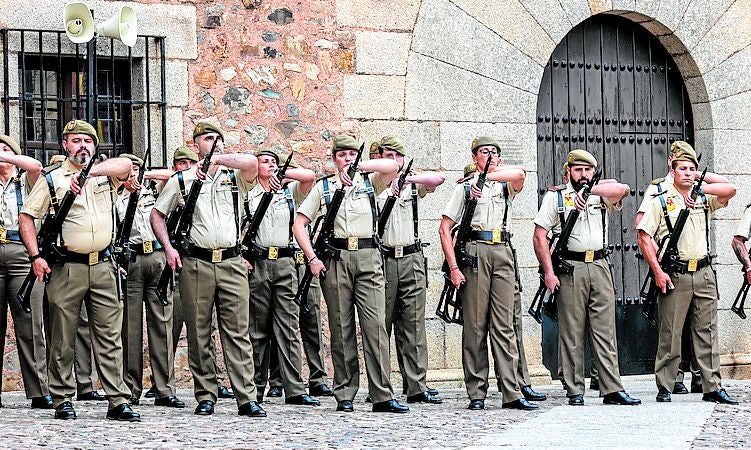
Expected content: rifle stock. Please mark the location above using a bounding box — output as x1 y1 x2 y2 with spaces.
732 273 749 320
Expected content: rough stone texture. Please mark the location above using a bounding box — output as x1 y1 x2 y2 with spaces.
358 120 441 169
708 91 751 130
439 122 537 171
342 75 405 119
650 0 692 34
336 0 421 30
701 45 751 102
355 32 412 76
412 0 543 94
558 0 593 28
450 0 556 65
690 0 751 74
675 0 734 52
405 52 536 123
518 0 575 45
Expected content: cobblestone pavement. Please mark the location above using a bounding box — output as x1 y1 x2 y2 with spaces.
0 378 748 448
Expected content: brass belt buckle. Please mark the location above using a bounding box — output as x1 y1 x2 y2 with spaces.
0 227 7 244
268 246 279 260
347 237 359 251
211 249 223 263
687 259 698 272
492 229 502 244
395 246 404 258
142 241 153 254
295 251 305 265
88 251 99 265
584 250 595 263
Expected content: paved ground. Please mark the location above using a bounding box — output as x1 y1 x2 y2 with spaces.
0 377 749 449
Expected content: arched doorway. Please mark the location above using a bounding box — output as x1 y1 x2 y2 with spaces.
536 15 694 376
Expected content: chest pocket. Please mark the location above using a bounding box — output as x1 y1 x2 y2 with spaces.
92 179 113 212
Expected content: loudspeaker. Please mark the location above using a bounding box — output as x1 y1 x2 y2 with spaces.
63 2 94 44
96 5 138 47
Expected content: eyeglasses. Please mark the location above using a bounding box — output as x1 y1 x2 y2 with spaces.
478 149 500 157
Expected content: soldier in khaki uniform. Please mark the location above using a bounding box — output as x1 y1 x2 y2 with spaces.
637 147 738 404
246 149 320 406
151 122 265 417
375 135 445 404
19 120 139 421
440 137 535 411
0 134 52 409
293 134 408 413
117 153 184 408
732 204 751 287
533 149 640 406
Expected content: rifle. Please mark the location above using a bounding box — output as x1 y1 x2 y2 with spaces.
731 268 749 320
435 159 492 325
529 168 603 323
640 167 708 324
241 152 294 261
114 147 152 281
293 143 365 312
155 139 219 306
16 148 100 313
377 158 413 238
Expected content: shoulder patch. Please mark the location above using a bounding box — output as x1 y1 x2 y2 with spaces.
547 184 566 192
650 177 665 185
41 163 61 175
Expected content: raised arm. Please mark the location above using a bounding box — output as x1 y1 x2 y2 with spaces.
487 166 526 192
358 159 399 186
406 171 446 192
0 153 43 185
144 169 174 181
284 168 317 195
701 182 736 205
591 181 630 204
212 153 258 182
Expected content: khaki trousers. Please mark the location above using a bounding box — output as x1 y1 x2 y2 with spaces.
0 242 48 398
513 286 531 387
655 266 721 393
558 258 624 396
249 258 305 397
46 259 130 408
320 247 394 403
384 251 429 397
180 255 256 405
462 242 521 402
122 251 175 399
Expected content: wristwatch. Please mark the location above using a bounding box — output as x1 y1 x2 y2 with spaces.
29 253 41 262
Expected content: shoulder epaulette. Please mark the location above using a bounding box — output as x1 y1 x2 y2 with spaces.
547 184 566 192
41 163 61 175
650 177 665 185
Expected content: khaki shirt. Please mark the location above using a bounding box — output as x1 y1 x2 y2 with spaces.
735 204 751 239
637 183 725 260
443 178 517 233
377 183 427 247
0 170 32 230
637 173 673 213
297 172 386 239
153 165 253 249
116 183 159 245
246 181 305 248
23 159 123 254
534 182 619 252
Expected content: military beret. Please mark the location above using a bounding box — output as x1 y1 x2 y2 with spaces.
279 152 299 168
376 135 408 157
255 148 280 164
672 149 698 166
119 153 144 166
173 146 199 162
670 140 697 163
566 149 597 167
62 120 99 146
562 161 569 171
332 134 360 154
463 162 477 177
0 134 21 155
193 121 225 141
471 136 501 154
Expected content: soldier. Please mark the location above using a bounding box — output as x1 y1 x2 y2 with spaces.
117 153 184 408
19 120 139 420
293 134 408 413
245 149 320 407
440 137 535 411
634 141 727 395
375 135 445 404
151 122 265 417
0 134 52 409
732 204 751 290
636 146 738 404
533 149 640 406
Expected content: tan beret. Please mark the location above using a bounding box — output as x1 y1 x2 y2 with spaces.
279 152 299 168
672 149 698 166
173 146 198 162
670 140 695 156
376 135 408 157
193 121 225 141
62 120 99 146
562 161 569 171
255 148 280 164
119 153 144 166
471 136 501 154
332 134 360 154
0 134 21 155
566 149 597 167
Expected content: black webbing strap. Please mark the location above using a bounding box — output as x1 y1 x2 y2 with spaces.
177 171 187 200
363 176 377 235
283 185 294 245
501 181 509 232
411 183 419 241
229 170 240 244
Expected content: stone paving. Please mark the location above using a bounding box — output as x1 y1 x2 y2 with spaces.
0 378 749 448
